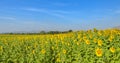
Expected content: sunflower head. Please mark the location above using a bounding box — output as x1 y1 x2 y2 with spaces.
41 49 46 54
110 47 115 53
85 40 90 45
95 48 102 57
63 49 67 54
98 40 102 46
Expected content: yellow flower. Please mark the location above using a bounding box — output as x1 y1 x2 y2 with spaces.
34 43 37 48
51 46 54 50
67 43 70 46
110 47 115 53
93 38 97 43
56 58 61 62
85 40 90 45
0 46 3 52
76 42 80 45
98 31 102 36
108 36 114 42
95 48 102 57
83 37 87 41
41 49 46 54
32 50 35 54
98 40 102 46
57 53 60 57
63 49 66 54
89 34 93 39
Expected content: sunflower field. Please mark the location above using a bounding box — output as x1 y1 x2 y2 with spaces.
0 29 120 63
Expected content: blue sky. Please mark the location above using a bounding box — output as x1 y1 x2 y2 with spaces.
0 0 120 33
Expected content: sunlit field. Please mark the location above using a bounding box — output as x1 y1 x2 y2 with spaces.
0 29 120 63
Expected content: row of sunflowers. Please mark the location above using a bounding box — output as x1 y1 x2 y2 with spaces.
0 29 120 63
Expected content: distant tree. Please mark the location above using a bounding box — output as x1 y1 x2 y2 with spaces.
47 31 53 34
93 28 98 32
68 30 73 32
9 33 13 35
40 31 46 34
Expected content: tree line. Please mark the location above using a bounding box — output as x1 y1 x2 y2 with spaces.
2 30 73 35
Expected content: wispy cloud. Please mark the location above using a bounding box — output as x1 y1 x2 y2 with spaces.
92 9 120 15
24 8 46 12
52 2 69 6
115 10 120 14
22 8 70 18
52 10 71 14
0 16 16 20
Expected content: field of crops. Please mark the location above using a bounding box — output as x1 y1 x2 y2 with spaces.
0 29 120 63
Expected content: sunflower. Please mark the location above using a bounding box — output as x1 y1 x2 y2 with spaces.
85 40 90 45
95 48 102 57
41 49 46 54
98 40 102 46
63 49 67 54
110 47 115 53
56 58 61 62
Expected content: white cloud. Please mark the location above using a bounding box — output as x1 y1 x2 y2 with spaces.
0 16 16 20
52 10 71 14
23 8 46 12
22 8 69 18
115 10 120 14
52 2 68 6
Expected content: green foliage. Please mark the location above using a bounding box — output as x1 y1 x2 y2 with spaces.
0 29 120 63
